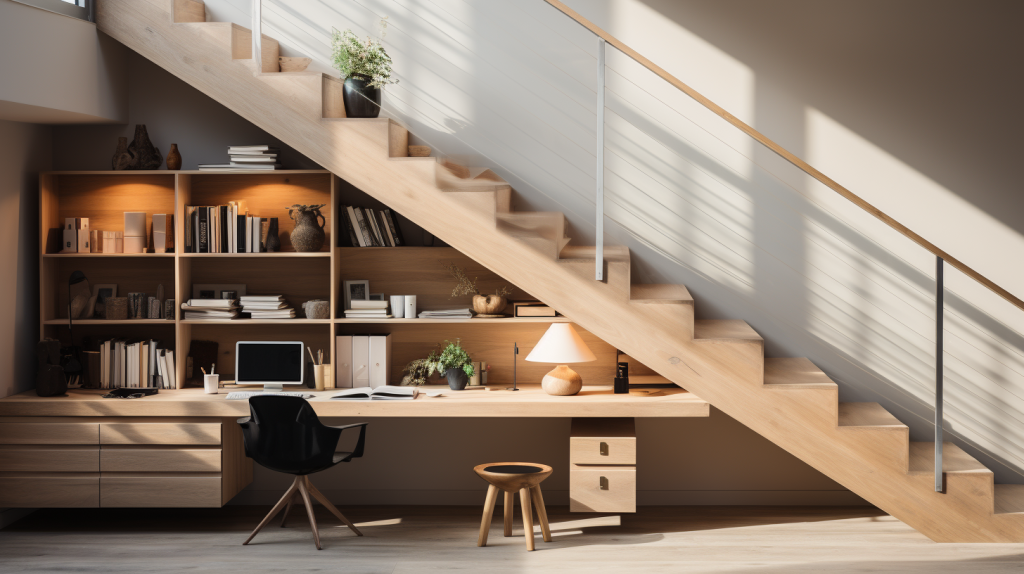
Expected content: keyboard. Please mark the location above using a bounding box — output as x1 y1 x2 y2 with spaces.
225 391 315 400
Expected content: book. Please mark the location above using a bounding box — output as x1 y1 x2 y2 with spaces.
228 145 279 152
340 206 361 247
198 207 209 253
353 208 374 247
514 302 557 317
228 156 278 163
229 163 281 170
183 299 238 308
330 385 418 400
350 300 388 309
346 206 366 247
418 308 474 318
383 209 405 246
366 209 384 246
239 295 285 302
379 211 396 246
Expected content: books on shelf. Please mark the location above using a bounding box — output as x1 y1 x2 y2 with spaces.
331 385 418 400
339 205 406 247
344 299 392 318
184 202 276 254
98 338 175 389
181 298 239 321
198 145 281 171
418 308 474 319
513 302 557 317
240 295 296 319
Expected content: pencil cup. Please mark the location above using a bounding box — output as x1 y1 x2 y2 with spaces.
391 295 405 318
204 374 219 394
313 364 325 392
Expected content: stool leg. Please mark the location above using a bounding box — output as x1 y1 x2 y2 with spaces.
530 485 552 543
519 488 535 551
503 491 515 537
478 484 499 547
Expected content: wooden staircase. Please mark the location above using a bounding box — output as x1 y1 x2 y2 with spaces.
97 0 1024 542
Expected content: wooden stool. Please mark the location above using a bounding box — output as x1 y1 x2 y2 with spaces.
474 462 553 551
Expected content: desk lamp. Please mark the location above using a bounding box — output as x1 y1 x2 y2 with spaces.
525 323 596 396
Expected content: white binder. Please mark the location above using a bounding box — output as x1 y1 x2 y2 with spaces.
335 335 353 388
368 334 391 389
352 335 370 388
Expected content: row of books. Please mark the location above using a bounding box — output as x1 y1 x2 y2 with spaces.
185 202 274 253
181 295 295 320
340 205 406 247
198 145 281 171
98 338 176 389
344 299 391 319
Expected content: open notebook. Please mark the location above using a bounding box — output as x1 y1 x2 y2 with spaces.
331 386 419 400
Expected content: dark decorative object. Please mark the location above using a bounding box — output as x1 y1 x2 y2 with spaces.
165 143 182 170
111 137 133 170
164 299 175 320
288 204 326 252
445 368 469 391
127 292 147 319
126 124 162 170
614 361 628 393
342 75 381 118
105 297 128 320
265 218 280 252
35 339 68 397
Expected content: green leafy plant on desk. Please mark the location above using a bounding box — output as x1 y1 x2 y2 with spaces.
425 339 475 391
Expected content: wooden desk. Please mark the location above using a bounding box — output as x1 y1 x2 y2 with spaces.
0 384 707 511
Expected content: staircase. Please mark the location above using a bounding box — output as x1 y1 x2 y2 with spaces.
97 0 1024 542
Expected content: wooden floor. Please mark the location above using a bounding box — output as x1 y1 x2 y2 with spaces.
3 505 1024 573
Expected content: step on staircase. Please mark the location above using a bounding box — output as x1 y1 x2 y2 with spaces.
97 0 1024 542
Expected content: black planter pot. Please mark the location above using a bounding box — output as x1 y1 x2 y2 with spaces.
445 368 469 391
343 75 381 118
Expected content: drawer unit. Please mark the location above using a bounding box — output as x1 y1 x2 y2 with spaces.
0 423 99 444
0 446 99 472
101 476 222 507
0 476 99 508
570 418 636 465
569 466 636 513
100 423 221 445
100 448 222 472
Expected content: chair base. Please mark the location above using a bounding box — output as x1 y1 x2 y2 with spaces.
243 475 363 550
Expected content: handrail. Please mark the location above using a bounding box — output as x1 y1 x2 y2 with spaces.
543 0 1024 313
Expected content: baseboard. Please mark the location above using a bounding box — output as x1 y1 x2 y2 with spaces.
228 489 867 506
0 508 34 529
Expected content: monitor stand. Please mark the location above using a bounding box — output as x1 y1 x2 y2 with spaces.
261 383 284 394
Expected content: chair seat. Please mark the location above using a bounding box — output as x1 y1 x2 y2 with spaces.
474 462 552 492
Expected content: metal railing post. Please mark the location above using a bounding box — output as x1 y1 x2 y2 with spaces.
595 38 605 281
935 256 944 493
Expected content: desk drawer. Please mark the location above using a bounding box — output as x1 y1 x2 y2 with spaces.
0 446 98 472
569 418 636 465
101 449 221 472
100 423 221 445
0 476 99 507
101 476 221 507
0 423 99 445
569 466 636 513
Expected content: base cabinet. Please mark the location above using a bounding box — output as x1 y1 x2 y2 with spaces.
569 417 637 512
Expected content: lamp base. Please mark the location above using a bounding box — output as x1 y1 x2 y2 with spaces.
541 365 582 396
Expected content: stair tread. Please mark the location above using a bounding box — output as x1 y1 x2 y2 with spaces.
994 485 1024 514
630 284 693 304
764 357 838 389
559 245 630 262
908 442 990 475
838 403 907 429
693 320 761 341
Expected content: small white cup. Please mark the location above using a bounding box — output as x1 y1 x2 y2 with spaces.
390 295 405 318
404 295 417 319
204 374 220 394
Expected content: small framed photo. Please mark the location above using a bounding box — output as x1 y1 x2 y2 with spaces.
344 280 369 311
93 284 117 303
369 293 385 301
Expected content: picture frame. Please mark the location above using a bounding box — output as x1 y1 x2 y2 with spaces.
93 284 117 303
369 293 385 301
192 284 247 300
344 280 369 311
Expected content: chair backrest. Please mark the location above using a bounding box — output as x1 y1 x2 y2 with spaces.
239 396 341 475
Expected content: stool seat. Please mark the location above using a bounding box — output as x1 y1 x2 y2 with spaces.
474 462 553 551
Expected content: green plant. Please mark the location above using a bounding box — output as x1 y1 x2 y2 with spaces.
443 263 513 298
425 339 474 377
330 18 398 88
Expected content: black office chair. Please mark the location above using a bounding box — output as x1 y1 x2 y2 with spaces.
237 396 368 550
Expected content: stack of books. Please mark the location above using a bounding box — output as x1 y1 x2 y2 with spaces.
344 300 391 319
340 205 406 247
241 295 296 319
418 308 474 319
184 200 274 253
198 145 280 171
181 299 240 321
98 338 175 389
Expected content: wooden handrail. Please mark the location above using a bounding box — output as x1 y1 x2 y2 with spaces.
544 0 1024 312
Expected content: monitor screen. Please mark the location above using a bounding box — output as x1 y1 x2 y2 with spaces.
235 341 304 385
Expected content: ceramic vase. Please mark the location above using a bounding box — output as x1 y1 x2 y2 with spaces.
290 209 326 252
342 75 381 118
127 124 162 170
446 368 469 391
165 143 182 170
111 137 134 170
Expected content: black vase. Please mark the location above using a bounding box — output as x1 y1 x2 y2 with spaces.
445 368 469 391
343 75 381 118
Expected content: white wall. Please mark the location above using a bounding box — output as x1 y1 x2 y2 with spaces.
0 0 127 124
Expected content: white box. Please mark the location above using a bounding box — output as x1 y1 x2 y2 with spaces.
62 229 78 253
368 334 391 388
124 236 146 254
153 231 167 253
152 214 173 253
124 212 147 238
76 220 90 252
351 335 370 388
335 335 352 388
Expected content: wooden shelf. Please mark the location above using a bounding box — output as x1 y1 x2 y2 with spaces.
42 253 175 258
334 317 571 324
42 170 330 175
43 319 174 325
181 319 332 325
179 251 330 258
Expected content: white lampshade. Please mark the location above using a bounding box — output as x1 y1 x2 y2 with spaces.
525 323 597 364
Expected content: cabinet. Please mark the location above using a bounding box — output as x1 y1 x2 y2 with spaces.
569 417 636 512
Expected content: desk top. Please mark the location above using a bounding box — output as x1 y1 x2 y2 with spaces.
0 383 709 418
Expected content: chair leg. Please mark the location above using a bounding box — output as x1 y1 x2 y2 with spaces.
477 484 499 547
531 485 552 543
297 477 322 550
519 488 535 552
503 491 514 537
243 476 301 545
280 492 300 528
305 477 363 536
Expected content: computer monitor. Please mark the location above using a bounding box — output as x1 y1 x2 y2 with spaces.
235 341 304 393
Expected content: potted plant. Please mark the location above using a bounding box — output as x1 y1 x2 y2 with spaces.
425 339 475 390
330 18 398 118
444 263 514 316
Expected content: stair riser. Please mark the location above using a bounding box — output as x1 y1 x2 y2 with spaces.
763 388 838 427
907 474 995 516
837 428 909 474
559 260 631 300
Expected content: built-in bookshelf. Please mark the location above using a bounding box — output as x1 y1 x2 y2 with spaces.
40 170 615 389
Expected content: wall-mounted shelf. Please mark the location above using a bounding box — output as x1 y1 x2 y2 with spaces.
334 317 571 324
179 252 330 258
180 319 332 325
42 253 176 258
43 319 174 326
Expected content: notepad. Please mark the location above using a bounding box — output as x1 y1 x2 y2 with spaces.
331 386 419 400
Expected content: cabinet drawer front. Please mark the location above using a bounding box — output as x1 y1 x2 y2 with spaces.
101 449 222 472
100 423 221 445
101 476 221 507
0 447 98 472
570 436 636 465
570 466 636 513
0 423 99 445
0 476 98 507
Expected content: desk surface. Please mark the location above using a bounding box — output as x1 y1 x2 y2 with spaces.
0 383 709 418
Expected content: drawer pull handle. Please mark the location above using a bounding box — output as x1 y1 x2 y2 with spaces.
600 442 608 456
600 476 609 490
